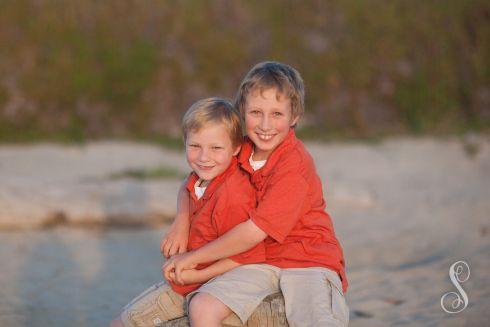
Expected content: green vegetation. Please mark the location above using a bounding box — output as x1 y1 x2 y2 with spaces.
0 0 488 144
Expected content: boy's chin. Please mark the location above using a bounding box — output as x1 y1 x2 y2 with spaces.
253 141 279 157
196 174 213 182
195 170 221 182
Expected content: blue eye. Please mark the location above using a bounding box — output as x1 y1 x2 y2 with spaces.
273 112 283 117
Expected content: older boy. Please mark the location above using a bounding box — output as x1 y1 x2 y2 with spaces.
163 62 349 326
110 98 264 327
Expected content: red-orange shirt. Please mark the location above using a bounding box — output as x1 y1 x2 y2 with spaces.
170 157 265 295
238 129 348 292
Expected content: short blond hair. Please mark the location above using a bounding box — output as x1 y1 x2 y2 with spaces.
235 61 305 120
182 97 243 148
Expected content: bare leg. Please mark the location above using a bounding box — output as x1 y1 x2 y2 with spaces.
189 293 232 327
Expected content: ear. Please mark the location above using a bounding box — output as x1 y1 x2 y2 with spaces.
233 145 242 156
290 115 300 127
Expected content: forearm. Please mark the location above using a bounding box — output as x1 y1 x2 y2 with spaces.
170 181 190 230
190 219 267 265
191 259 240 284
175 178 190 222
160 179 191 257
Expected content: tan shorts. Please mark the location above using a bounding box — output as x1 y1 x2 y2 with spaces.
190 264 349 327
120 281 185 327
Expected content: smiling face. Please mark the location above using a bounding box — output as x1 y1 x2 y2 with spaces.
244 88 299 160
185 123 240 184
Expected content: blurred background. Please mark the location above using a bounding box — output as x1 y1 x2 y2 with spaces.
0 1 489 326
1 0 489 143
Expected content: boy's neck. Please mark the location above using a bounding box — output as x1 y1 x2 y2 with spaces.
197 178 211 187
251 148 270 161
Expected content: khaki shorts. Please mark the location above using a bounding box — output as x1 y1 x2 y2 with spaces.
190 264 349 327
120 281 185 327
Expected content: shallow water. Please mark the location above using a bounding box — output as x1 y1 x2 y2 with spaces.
1 226 489 327
0 228 167 327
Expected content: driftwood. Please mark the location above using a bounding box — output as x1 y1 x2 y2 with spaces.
162 293 288 327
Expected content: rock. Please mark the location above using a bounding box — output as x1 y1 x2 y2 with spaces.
162 293 288 327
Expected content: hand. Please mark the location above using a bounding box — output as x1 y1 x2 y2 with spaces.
167 268 202 285
160 218 189 258
162 252 197 285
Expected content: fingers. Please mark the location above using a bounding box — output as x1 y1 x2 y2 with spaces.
163 239 186 258
164 267 173 282
177 243 187 254
174 266 185 285
162 260 174 281
162 238 187 258
160 238 169 257
162 238 175 258
174 258 188 285
169 271 177 283
169 271 186 286
163 252 193 285
168 241 180 258
162 264 182 286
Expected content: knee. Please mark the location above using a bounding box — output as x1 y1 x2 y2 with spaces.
189 293 230 326
189 293 215 318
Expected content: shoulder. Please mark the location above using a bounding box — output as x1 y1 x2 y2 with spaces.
273 140 315 176
211 170 254 222
216 167 255 203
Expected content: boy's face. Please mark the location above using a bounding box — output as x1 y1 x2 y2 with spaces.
185 123 240 183
244 88 298 160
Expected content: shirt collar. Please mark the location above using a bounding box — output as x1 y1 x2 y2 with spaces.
238 128 298 176
186 156 238 201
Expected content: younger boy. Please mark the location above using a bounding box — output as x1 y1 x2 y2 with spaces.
163 62 349 326
110 98 265 327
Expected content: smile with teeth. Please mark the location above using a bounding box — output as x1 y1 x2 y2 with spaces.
256 132 275 141
197 164 214 170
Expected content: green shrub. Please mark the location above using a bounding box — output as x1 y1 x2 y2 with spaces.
0 0 488 143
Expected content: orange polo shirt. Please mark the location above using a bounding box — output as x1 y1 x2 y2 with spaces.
170 157 265 295
238 129 348 292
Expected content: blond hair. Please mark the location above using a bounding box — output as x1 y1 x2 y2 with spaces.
182 97 243 148
235 61 305 120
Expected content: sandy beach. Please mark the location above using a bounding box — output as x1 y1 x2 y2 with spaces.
0 136 489 326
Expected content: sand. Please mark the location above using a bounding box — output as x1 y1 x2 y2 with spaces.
0 136 489 326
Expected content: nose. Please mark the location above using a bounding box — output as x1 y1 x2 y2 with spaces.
259 115 271 131
198 148 210 162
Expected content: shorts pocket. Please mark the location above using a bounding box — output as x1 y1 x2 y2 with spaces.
124 282 163 311
328 279 349 326
123 281 185 327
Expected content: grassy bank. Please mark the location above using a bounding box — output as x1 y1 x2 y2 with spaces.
0 0 489 142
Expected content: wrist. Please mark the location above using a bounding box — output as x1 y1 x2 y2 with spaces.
171 219 189 231
188 249 205 267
